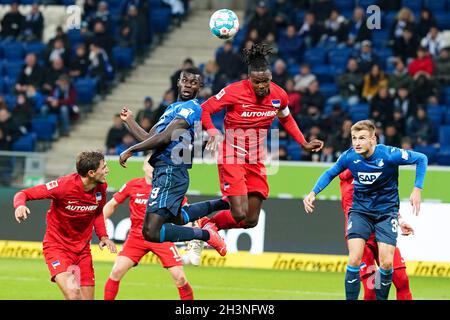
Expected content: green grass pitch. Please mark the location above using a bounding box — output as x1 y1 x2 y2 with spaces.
0 258 449 300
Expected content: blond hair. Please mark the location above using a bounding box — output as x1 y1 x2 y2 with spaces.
351 120 376 136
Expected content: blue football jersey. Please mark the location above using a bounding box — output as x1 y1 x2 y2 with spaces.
312 144 428 215
150 99 202 168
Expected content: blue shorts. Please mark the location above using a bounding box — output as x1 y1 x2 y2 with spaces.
146 162 189 217
347 210 398 246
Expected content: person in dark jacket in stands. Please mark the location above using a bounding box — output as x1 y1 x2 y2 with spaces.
20 3 44 42
0 1 24 40
15 53 44 94
216 41 242 82
41 57 67 95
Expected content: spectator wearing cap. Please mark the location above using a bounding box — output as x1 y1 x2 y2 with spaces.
0 1 24 40
42 74 77 136
433 47 450 85
393 26 419 65
20 3 44 42
246 1 276 42
355 40 379 74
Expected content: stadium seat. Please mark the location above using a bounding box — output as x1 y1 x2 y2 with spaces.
2 42 24 61
287 63 300 76
303 48 327 65
425 0 447 13
439 125 450 146
4 61 23 81
4 94 15 110
11 133 36 152
437 146 450 165
319 83 339 98
349 103 370 122
445 109 450 124
371 30 390 48
403 0 423 12
358 0 376 7
3 76 16 94
148 0 164 8
414 145 438 164
31 118 56 142
311 65 336 83
334 0 354 11
383 12 397 29
23 42 46 57
287 142 302 161
442 86 450 105
149 8 172 34
67 29 83 48
427 105 445 127
74 78 97 104
435 13 450 30
112 46 135 69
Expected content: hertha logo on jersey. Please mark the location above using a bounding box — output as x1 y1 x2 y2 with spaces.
271 99 281 108
358 172 382 184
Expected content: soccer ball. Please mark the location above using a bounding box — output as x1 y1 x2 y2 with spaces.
209 9 239 39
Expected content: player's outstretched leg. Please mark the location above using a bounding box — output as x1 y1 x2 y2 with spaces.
104 256 135 300
168 266 194 300
181 198 230 225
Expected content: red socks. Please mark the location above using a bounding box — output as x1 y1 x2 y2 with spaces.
393 268 413 300
104 278 120 300
210 210 242 230
178 282 194 300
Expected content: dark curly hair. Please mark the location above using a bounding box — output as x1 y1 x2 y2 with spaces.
242 43 272 73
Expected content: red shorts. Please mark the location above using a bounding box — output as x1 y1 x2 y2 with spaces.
218 162 269 199
43 245 94 286
360 234 406 278
118 236 183 268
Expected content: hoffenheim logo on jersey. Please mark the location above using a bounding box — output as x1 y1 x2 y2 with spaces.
358 172 382 184
271 99 281 108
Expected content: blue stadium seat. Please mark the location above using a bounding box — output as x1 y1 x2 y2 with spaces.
67 29 83 47
445 109 450 124
437 146 450 165
74 77 97 104
311 65 336 83
4 61 23 81
4 94 16 110
31 118 56 142
3 76 16 94
349 103 370 122
435 13 450 30
403 0 423 12
287 63 300 76
149 8 172 34
425 0 447 13
358 0 375 7
427 105 445 127
62 0 75 5
287 142 302 161
0 78 4 95
383 12 397 29
371 30 390 48
112 46 134 69
320 83 339 98
334 0 354 11
303 48 327 65
24 42 46 57
442 86 450 105
148 0 164 8
414 145 438 164
2 42 24 61
11 133 36 152
439 125 450 146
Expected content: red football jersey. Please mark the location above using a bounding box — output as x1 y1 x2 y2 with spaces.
13 173 108 254
202 80 289 162
113 178 188 240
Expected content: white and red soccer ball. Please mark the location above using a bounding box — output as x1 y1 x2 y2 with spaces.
209 9 239 40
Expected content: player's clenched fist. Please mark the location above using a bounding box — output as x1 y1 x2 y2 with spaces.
15 205 31 223
302 139 324 153
120 107 133 122
303 192 316 214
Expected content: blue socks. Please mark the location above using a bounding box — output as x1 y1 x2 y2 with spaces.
159 223 210 242
181 199 229 224
345 265 361 300
375 267 393 300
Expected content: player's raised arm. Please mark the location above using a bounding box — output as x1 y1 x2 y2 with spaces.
277 107 324 152
389 148 428 215
119 118 190 167
120 107 153 142
303 153 348 214
13 180 60 223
